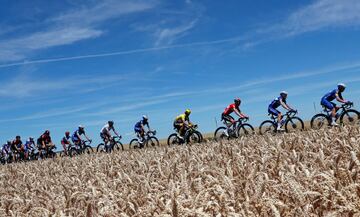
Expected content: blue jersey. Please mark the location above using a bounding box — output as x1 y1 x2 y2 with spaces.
135 120 148 128
24 141 34 151
2 144 10 153
322 89 342 102
269 96 286 109
72 130 84 140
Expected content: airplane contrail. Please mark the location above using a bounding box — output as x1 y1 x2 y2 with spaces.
0 36 244 68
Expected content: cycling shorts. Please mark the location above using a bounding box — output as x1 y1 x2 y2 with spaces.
321 98 336 110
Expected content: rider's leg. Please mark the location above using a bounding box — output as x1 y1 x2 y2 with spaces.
277 112 282 130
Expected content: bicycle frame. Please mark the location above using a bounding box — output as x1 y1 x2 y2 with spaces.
322 103 353 121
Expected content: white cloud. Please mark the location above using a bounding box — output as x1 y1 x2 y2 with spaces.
154 19 199 46
0 0 157 63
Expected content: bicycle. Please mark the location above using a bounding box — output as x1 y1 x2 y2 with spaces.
68 140 93 156
97 136 124 153
167 125 203 146
311 102 360 129
259 110 304 135
214 117 254 141
129 131 159 149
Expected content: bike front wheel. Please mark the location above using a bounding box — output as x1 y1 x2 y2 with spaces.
285 117 304 133
113 142 124 151
259 121 276 135
83 145 93 154
96 143 106 153
146 136 160 147
214 127 228 141
238 123 255 137
340 109 360 126
310 114 330 130
186 131 202 144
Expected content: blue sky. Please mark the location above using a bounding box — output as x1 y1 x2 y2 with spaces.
0 0 360 146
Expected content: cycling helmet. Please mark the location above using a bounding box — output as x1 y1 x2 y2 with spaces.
280 91 288 96
65 131 70 136
16 135 21 139
234 98 241 105
7 140 11 144
78 125 84 130
338 83 346 91
108 120 114 126
29 137 34 141
185 109 191 115
44 130 50 135
142 115 148 120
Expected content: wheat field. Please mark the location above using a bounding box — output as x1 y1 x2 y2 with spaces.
1 127 360 216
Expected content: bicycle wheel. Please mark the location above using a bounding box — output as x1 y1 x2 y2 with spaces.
84 146 93 154
129 139 141 149
96 143 106 153
285 117 304 133
146 136 160 147
167 133 181 147
113 142 124 151
186 131 202 144
340 109 360 126
69 148 78 157
214 127 228 141
310 114 330 130
238 123 255 137
259 120 276 135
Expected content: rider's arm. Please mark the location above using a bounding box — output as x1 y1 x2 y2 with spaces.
336 92 347 103
234 108 247 119
280 99 292 111
113 128 120 137
84 133 91 141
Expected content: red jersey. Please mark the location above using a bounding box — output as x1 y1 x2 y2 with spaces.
223 103 239 115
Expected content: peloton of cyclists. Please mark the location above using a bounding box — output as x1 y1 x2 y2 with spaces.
100 121 120 148
222 98 249 137
72 125 91 148
321 83 352 126
268 91 296 131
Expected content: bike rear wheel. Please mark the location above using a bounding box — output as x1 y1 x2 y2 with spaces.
340 109 360 126
146 136 159 147
129 139 141 149
96 143 106 153
259 120 276 135
310 114 330 130
214 127 228 141
285 117 304 133
238 123 255 137
167 133 182 147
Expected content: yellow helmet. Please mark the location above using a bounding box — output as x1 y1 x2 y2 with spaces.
185 109 191 115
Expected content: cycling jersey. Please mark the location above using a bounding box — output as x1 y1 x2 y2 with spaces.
322 89 343 102
223 103 240 115
134 120 149 131
100 124 115 134
269 96 287 109
72 130 84 142
1 144 10 154
37 134 51 145
24 141 35 152
61 136 71 145
11 140 22 151
175 114 189 123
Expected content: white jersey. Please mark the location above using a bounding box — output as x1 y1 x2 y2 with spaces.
100 124 114 134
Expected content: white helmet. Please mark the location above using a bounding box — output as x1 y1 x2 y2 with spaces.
142 115 148 120
78 125 84 129
280 91 288 96
338 83 346 88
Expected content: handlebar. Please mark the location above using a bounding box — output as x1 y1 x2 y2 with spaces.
342 101 354 109
286 110 298 117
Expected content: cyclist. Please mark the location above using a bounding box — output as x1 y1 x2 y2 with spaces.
134 115 151 146
222 98 249 137
321 83 350 126
1 141 12 162
100 121 120 148
174 109 194 140
37 130 55 151
61 131 72 155
268 91 295 131
72 125 91 147
24 137 35 160
11 135 23 161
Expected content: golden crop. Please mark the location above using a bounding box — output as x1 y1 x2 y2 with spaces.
0 127 360 216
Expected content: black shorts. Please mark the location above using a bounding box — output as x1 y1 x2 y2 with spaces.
222 113 234 123
100 132 110 141
173 122 182 131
